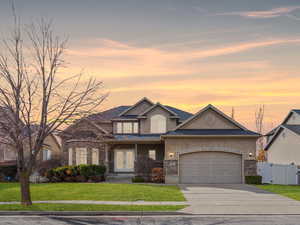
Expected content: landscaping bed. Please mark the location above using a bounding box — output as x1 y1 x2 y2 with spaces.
0 183 185 202
256 184 300 201
0 203 186 211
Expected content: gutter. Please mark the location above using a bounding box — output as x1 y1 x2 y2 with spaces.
161 134 261 139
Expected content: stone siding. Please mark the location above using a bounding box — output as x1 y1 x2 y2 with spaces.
244 160 257 176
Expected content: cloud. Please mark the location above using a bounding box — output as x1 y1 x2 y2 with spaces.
217 6 300 19
66 38 300 79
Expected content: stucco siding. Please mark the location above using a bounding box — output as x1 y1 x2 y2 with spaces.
164 137 256 160
267 128 300 165
38 135 62 161
180 109 239 129
140 107 177 134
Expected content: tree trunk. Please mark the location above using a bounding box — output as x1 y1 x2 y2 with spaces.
19 171 32 206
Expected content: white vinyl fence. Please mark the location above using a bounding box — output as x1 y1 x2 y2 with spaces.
257 162 299 185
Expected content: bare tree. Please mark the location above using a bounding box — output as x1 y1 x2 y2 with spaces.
231 107 235 119
0 15 106 205
255 105 266 161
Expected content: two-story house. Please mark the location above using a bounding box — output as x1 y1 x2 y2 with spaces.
265 109 300 165
60 97 259 184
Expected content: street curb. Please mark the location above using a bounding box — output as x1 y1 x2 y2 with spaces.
0 211 188 216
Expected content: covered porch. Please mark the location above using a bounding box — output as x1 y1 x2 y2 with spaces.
104 136 164 175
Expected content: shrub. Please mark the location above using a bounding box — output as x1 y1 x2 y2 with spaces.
151 167 164 183
0 165 17 181
132 176 145 183
46 164 106 182
245 175 262 184
36 159 62 176
134 156 156 181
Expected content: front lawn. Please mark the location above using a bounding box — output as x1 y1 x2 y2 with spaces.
256 185 300 201
0 203 186 211
0 183 185 202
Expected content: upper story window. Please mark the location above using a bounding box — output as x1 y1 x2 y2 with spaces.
116 122 139 134
150 114 167 133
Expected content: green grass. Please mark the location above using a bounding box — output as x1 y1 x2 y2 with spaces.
256 185 300 201
0 183 185 202
0 203 186 211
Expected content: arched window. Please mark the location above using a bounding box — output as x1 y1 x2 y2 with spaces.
150 114 167 133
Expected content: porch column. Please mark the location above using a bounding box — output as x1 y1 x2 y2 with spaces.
104 144 109 173
134 144 138 160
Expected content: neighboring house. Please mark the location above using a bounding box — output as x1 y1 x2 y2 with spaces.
0 131 62 166
265 109 300 165
61 97 259 184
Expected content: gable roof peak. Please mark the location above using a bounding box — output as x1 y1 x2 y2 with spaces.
118 97 154 116
138 102 179 117
175 104 248 131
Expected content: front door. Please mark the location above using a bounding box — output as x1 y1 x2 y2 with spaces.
114 149 135 172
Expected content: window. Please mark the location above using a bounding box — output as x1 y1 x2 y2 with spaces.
92 148 99 165
150 114 166 133
68 148 73 166
3 149 16 161
42 149 51 161
116 122 139 134
117 122 122 133
76 148 87 165
123 122 132 133
149 150 156 160
133 122 139 133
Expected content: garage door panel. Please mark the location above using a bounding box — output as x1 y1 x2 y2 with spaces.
179 151 242 184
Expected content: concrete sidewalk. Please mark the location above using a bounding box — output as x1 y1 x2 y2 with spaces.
0 200 187 206
179 184 300 214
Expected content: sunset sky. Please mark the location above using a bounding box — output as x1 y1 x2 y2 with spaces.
0 0 300 132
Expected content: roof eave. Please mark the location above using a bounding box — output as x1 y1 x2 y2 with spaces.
161 134 260 139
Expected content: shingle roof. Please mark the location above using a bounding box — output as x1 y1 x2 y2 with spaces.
164 106 193 121
166 129 260 136
91 105 193 122
87 106 130 121
283 124 300 135
265 126 279 136
293 109 300 115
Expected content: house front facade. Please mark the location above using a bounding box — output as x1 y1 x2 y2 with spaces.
265 109 300 165
61 97 259 184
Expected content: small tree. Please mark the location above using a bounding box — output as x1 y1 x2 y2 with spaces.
0 14 106 205
255 105 266 161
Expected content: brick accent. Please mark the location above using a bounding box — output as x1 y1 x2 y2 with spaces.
244 159 257 176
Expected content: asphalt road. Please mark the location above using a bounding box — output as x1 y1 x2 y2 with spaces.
1 215 300 225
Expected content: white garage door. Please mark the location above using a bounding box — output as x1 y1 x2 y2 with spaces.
179 151 242 184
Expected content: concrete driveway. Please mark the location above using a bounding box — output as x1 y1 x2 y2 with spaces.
179 184 300 214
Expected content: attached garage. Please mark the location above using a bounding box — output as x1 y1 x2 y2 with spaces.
179 151 242 184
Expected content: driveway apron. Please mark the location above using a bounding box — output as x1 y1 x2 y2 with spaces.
180 184 300 214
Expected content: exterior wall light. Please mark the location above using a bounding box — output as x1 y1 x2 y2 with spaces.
249 152 253 158
168 152 175 158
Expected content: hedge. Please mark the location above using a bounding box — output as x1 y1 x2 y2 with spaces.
46 164 106 182
245 175 262 184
